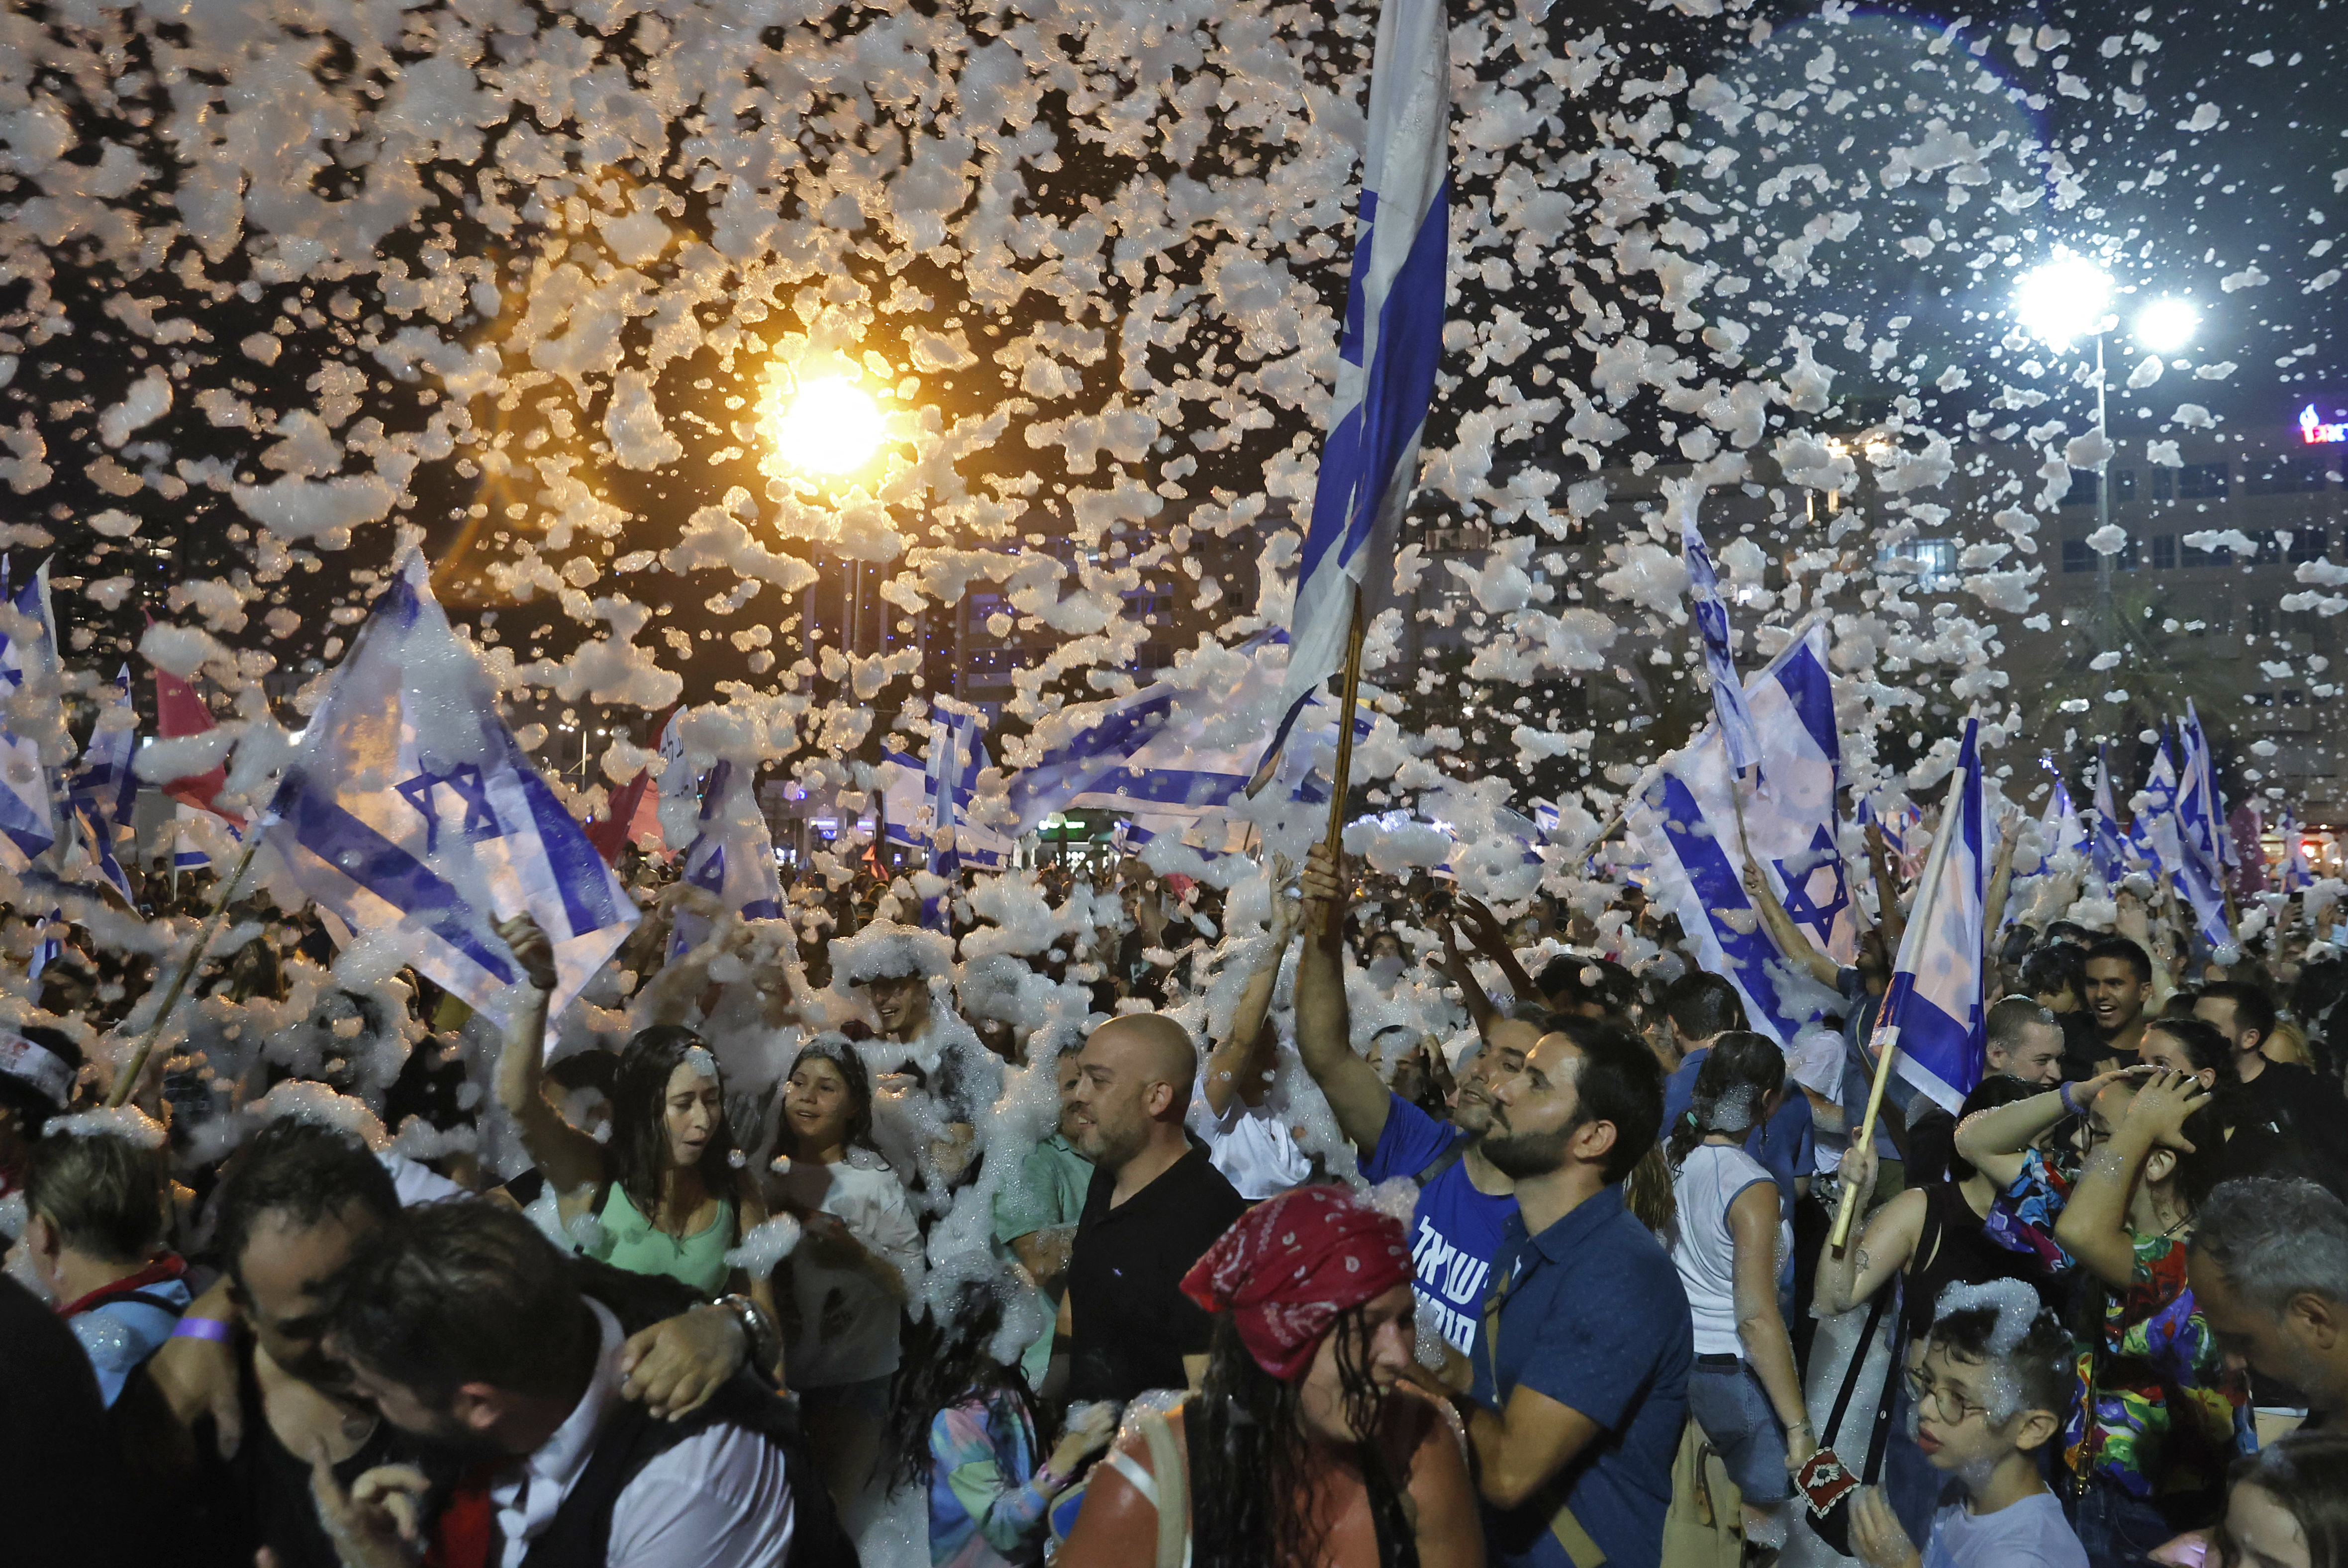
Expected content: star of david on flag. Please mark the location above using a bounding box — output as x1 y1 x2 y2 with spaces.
258 557 637 1032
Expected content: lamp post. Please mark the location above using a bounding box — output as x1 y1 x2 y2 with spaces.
2015 255 2118 652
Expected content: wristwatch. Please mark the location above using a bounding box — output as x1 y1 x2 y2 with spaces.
715 1292 783 1375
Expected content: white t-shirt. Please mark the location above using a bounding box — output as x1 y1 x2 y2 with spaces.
1922 1491 2090 1568
1668 1141 1791 1357
1190 1071 1313 1200
772 1150 923 1387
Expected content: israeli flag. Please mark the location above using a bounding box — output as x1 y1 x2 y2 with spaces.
2280 805 2314 894
2129 736 2183 882
0 560 60 869
671 757 784 956
259 558 637 1028
2174 702 2231 947
28 908 62 981
1012 635 1358 832
1254 0 1449 788
1629 621 1853 1046
881 714 1010 874
1886 718 1987 1115
174 800 237 874
1674 480 1762 777
2091 743 2129 887
68 666 139 900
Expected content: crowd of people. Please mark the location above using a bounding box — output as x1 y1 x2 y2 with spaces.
6 822 2348 1568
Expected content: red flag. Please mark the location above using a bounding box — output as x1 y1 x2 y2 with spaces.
584 706 674 865
587 769 652 865
149 662 244 827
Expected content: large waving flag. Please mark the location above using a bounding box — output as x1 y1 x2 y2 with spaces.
1629 621 1853 1046
0 559 59 869
259 557 637 1027
1886 718 1987 1114
1672 479 1761 777
67 665 139 899
1010 636 1362 837
2174 702 2231 946
1253 0 1449 788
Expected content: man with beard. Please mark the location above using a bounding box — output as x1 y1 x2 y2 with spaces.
145 1121 762 1568
1449 1019 1690 1568
312 1200 851 1568
1060 1012 1248 1401
1298 844 1528 1371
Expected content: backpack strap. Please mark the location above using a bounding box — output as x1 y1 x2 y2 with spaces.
1413 1138 1470 1187
1479 1260 1607 1568
1139 1410 1189 1568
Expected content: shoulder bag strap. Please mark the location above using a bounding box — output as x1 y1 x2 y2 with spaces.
1822 1284 1893 1450
1140 1410 1189 1568
1413 1138 1470 1187
1478 1262 1608 1568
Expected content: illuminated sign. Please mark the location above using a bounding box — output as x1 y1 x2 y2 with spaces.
2302 404 2348 444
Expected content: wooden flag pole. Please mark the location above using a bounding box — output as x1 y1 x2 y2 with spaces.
1322 595 1368 862
1310 598 1368 937
1828 766 1963 1250
106 830 264 1109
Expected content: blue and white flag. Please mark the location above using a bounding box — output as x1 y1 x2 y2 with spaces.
1014 635 1359 835
670 757 784 958
2174 702 2231 947
2280 805 2314 894
1886 718 1987 1114
1629 621 1853 1047
881 713 1011 876
2129 736 2183 882
0 559 60 870
1253 0 1449 789
68 665 138 899
27 908 62 981
1672 479 1761 778
2091 743 2129 887
260 557 637 1029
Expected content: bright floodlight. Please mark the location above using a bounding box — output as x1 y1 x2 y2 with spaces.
2013 254 2113 346
770 377 885 475
2135 298 2199 352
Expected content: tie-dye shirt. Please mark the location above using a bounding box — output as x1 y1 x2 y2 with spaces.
928 1388 1052 1568
2063 1230 2252 1503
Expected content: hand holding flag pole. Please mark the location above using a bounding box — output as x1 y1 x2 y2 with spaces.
1830 719 1981 1249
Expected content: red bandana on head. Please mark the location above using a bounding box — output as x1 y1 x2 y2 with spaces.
1179 1184 1413 1382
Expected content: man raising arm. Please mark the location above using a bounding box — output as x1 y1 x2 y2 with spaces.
1295 843 1524 1371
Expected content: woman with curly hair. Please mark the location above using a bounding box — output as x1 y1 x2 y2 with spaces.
1056 1184 1482 1568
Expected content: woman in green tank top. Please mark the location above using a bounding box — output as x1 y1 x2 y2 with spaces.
494 921 776 1319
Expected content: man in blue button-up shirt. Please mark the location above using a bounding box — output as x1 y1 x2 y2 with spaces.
1456 1018 1692 1568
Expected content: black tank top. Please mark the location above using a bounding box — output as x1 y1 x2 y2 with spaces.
1901 1180 2045 1344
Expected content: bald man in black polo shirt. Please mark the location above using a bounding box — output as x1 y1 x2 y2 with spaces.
1061 1013 1250 1402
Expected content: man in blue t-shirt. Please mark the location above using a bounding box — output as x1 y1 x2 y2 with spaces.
1297 845 1523 1367
1459 1017 1692 1568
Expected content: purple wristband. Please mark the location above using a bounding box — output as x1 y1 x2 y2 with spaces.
2058 1082 2083 1119
171 1316 233 1342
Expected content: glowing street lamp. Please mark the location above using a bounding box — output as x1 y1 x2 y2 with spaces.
767 375 886 475
2013 254 2114 346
